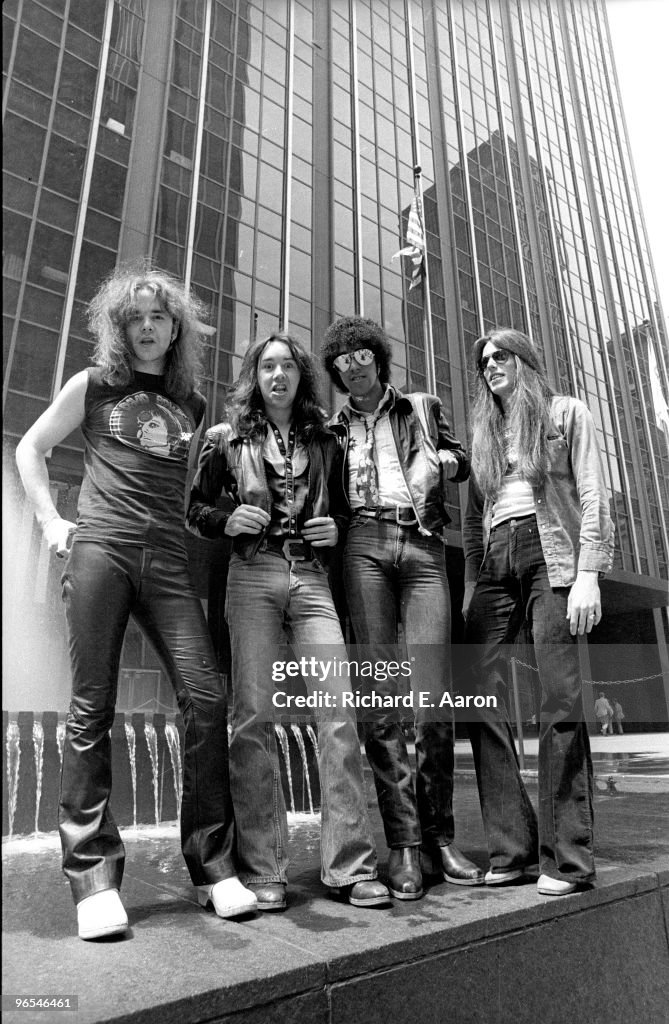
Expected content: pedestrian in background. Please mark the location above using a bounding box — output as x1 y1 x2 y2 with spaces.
594 692 614 735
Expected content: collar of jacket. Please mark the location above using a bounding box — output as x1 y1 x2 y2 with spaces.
335 384 417 424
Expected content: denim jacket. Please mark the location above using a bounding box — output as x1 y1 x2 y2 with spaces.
463 395 615 588
186 421 347 563
329 386 470 535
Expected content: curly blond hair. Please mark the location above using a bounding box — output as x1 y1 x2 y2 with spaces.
88 262 208 400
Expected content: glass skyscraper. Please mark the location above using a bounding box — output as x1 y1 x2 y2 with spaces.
3 0 668 721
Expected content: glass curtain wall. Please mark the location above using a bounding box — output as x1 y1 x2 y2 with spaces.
3 0 667 709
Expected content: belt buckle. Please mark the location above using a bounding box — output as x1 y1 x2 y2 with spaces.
395 506 417 526
282 537 307 561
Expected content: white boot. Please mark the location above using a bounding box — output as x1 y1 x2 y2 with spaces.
196 877 258 919
77 889 128 940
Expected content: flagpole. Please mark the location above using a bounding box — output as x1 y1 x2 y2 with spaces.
405 0 437 396
413 165 436 395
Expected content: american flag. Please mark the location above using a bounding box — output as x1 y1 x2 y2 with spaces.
393 194 425 290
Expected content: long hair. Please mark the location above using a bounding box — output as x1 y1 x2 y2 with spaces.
321 316 393 393
471 330 554 500
88 263 207 401
226 332 327 443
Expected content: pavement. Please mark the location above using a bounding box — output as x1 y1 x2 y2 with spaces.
3 734 669 1024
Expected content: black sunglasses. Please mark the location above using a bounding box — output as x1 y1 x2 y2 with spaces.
479 349 511 372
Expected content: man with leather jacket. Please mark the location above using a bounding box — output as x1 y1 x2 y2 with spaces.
188 331 391 912
321 315 484 900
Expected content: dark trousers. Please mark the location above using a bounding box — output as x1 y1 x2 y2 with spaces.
465 517 594 882
60 540 237 903
344 518 455 850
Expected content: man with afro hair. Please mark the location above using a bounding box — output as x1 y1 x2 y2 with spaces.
321 315 483 899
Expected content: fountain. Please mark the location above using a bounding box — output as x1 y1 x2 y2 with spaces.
2 712 319 838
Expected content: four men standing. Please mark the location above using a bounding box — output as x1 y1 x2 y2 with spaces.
17 269 615 924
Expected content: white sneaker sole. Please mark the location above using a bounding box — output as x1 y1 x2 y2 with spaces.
79 919 128 940
537 876 577 896
484 868 525 886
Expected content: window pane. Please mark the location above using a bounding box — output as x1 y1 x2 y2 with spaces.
3 115 46 181
13 28 59 94
43 135 86 200
58 52 98 116
88 157 127 217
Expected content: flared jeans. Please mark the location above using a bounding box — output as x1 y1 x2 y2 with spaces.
344 518 456 851
464 516 595 882
225 550 379 888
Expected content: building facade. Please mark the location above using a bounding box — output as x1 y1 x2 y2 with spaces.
3 0 668 722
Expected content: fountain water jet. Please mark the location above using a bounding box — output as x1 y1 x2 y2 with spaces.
124 722 138 828
144 723 160 825
165 722 182 819
56 720 66 768
274 723 295 813
32 721 44 835
291 723 314 814
5 721 21 840
306 724 319 760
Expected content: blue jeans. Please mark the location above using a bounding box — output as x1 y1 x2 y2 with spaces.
225 549 379 887
464 516 594 882
344 517 455 850
60 540 236 903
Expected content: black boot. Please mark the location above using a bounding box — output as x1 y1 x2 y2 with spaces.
388 847 423 900
246 882 287 911
422 844 484 886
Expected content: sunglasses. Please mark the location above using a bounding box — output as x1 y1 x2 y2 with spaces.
332 348 375 372
479 349 511 372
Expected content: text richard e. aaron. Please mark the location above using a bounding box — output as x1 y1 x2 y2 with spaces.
270 656 497 710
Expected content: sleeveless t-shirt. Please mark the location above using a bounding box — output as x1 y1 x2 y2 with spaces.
76 367 205 556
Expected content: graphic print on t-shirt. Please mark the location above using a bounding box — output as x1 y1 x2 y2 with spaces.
109 391 193 461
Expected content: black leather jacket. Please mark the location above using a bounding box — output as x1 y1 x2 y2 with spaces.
328 386 470 534
187 420 348 563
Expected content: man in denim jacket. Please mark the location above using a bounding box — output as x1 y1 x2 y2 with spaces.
462 329 614 897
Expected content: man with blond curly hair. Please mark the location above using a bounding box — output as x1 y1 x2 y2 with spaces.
16 266 257 938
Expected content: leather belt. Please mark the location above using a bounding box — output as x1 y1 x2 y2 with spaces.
490 514 536 532
353 505 418 526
